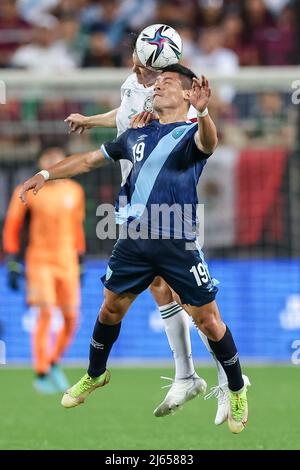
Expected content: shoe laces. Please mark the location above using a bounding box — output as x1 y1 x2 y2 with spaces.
73 373 94 395
229 390 247 422
160 376 174 390
159 375 198 391
205 385 228 405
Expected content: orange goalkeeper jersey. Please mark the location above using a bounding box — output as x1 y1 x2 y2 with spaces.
3 180 85 267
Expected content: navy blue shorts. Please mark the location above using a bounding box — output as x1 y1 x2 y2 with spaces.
101 235 218 307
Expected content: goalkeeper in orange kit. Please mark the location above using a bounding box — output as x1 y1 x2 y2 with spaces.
3 148 85 393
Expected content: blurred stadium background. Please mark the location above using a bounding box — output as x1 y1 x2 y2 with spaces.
0 0 300 450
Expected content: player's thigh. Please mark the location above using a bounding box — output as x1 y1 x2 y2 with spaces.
102 237 156 297
56 266 80 312
99 287 137 324
157 239 218 307
148 276 174 306
26 263 56 307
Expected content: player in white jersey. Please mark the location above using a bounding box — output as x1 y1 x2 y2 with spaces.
65 51 229 424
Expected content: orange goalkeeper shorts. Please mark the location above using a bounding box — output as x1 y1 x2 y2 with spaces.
26 262 80 308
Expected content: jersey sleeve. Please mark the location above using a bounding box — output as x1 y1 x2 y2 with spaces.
184 129 212 163
73 184 86 254
3 185 27 254
101 130 131 162
120 74 135 101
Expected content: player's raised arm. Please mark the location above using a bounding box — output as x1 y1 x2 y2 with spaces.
190 76 218 154
19 149 106 204
65 108 118 134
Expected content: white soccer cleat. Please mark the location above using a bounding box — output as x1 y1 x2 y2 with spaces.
205 384 230 425
153 374 207 417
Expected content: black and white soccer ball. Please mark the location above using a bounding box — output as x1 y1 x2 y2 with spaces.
135 24 182 71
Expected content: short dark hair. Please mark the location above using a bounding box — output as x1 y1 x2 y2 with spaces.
162 64 197 89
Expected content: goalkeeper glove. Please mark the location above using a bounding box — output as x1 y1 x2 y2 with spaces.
7 255 22 291
79 254 85 284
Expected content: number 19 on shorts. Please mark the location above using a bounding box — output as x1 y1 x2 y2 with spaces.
190 262 210 286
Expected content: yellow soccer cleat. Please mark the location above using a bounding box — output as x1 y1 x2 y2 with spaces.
228 375 251 434
61 370 110 408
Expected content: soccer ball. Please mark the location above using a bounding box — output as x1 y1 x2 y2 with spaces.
135 24 182 71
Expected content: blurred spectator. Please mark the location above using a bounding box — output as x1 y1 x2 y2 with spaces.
0 101 21 145
263 0 291 16
51 0 89 18
242 0 275 37
156 0 198 27
80 0 107 28
253 4 296 65
58 15 89 66
243 92 295 149
81 0 157 32
11 22 78 71
84 0 127 47
17 0 59 26
222 13 260 66
83 31 121 67
0 0 32 68
189 27 239 102
197 0 224 27
121 0 157 31
0 0 297 70
176 24 199 66
82 0 127 66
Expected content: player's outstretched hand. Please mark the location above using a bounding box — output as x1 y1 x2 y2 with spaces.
19 174 46 204
190 76 212 113
130 111 158 128
64 113 91 134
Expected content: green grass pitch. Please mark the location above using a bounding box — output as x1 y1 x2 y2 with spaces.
0 366 299 450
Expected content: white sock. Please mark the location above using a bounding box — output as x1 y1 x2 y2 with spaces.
197 330 228 387
159 301 195 380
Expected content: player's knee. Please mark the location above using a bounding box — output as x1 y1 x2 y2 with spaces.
99 301 123 325
193 312 220 338
64 315 77 335
37 306 52 321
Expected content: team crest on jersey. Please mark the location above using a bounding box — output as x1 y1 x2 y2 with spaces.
172 128 186 139
143 96 153 112
124 89 131 97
